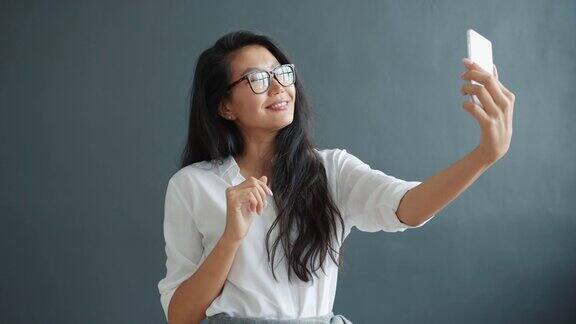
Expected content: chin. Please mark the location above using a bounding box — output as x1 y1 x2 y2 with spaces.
270 118 294 130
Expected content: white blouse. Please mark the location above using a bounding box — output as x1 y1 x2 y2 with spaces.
157 148 434 321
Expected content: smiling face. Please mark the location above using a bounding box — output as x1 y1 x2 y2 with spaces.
218 45 296 133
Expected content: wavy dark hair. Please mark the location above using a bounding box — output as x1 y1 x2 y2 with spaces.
180 30 345 282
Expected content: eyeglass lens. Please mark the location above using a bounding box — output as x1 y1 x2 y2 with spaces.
248 65 295 93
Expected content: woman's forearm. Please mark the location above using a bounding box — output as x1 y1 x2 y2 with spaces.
396 146 494 226
168 234 241 324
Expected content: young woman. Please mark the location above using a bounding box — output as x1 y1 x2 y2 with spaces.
157 30 515 324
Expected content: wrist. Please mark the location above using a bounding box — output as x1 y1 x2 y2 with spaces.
219 232 243 247
472 146 497 168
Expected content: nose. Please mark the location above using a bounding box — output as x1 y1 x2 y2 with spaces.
268 74 285 94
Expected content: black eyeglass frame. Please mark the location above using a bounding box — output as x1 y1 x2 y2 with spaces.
226 63 296 94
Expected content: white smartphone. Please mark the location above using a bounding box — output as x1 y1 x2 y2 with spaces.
466 29 494 108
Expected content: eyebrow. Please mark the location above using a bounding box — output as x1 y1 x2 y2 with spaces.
240 63 282 77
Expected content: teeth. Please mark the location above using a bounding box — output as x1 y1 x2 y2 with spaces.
268 101 287 109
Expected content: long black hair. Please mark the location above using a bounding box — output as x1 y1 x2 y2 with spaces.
180 30 345 282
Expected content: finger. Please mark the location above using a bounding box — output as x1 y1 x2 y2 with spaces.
461 69 508 108
461 83 499 116
260 176 273 195
463 100 490 126
248 191 260 214
238 187 260 214
493 64 498 80
492 63 515 100
496 76 515 102
252 183 268 209
251 188 264 214
255 176 273 196
463 58 490 73
244 177 272 197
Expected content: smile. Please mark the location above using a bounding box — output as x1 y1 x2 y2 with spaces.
266 101 288 111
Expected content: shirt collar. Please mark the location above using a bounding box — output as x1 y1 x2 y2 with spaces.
216 149 323 183
216 154 240 182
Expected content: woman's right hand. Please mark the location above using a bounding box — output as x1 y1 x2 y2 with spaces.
222 176 274 242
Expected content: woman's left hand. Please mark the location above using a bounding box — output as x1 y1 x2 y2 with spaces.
460 58 516 165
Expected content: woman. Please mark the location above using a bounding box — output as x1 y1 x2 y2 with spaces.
157 30 515 324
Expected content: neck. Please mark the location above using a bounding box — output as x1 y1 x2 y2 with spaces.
234 130 277 178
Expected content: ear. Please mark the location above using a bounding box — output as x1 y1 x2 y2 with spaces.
218 101 235 120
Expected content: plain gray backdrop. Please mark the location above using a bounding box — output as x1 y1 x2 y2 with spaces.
1 0 575 323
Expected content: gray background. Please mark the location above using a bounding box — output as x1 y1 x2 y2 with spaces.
1 0 575 323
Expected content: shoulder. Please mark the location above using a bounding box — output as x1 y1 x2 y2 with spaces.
314 147 358 168
166 160 219 193
314 147 345 160
314 147 363 182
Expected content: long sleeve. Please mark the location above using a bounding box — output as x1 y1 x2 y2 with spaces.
157 178 204 321
333 148 434 233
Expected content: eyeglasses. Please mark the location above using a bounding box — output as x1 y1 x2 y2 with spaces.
227 63 296 94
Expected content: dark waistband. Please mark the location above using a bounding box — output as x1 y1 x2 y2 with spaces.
202 311 353 324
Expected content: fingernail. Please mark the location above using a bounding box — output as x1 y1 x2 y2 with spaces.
462 58 472 64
